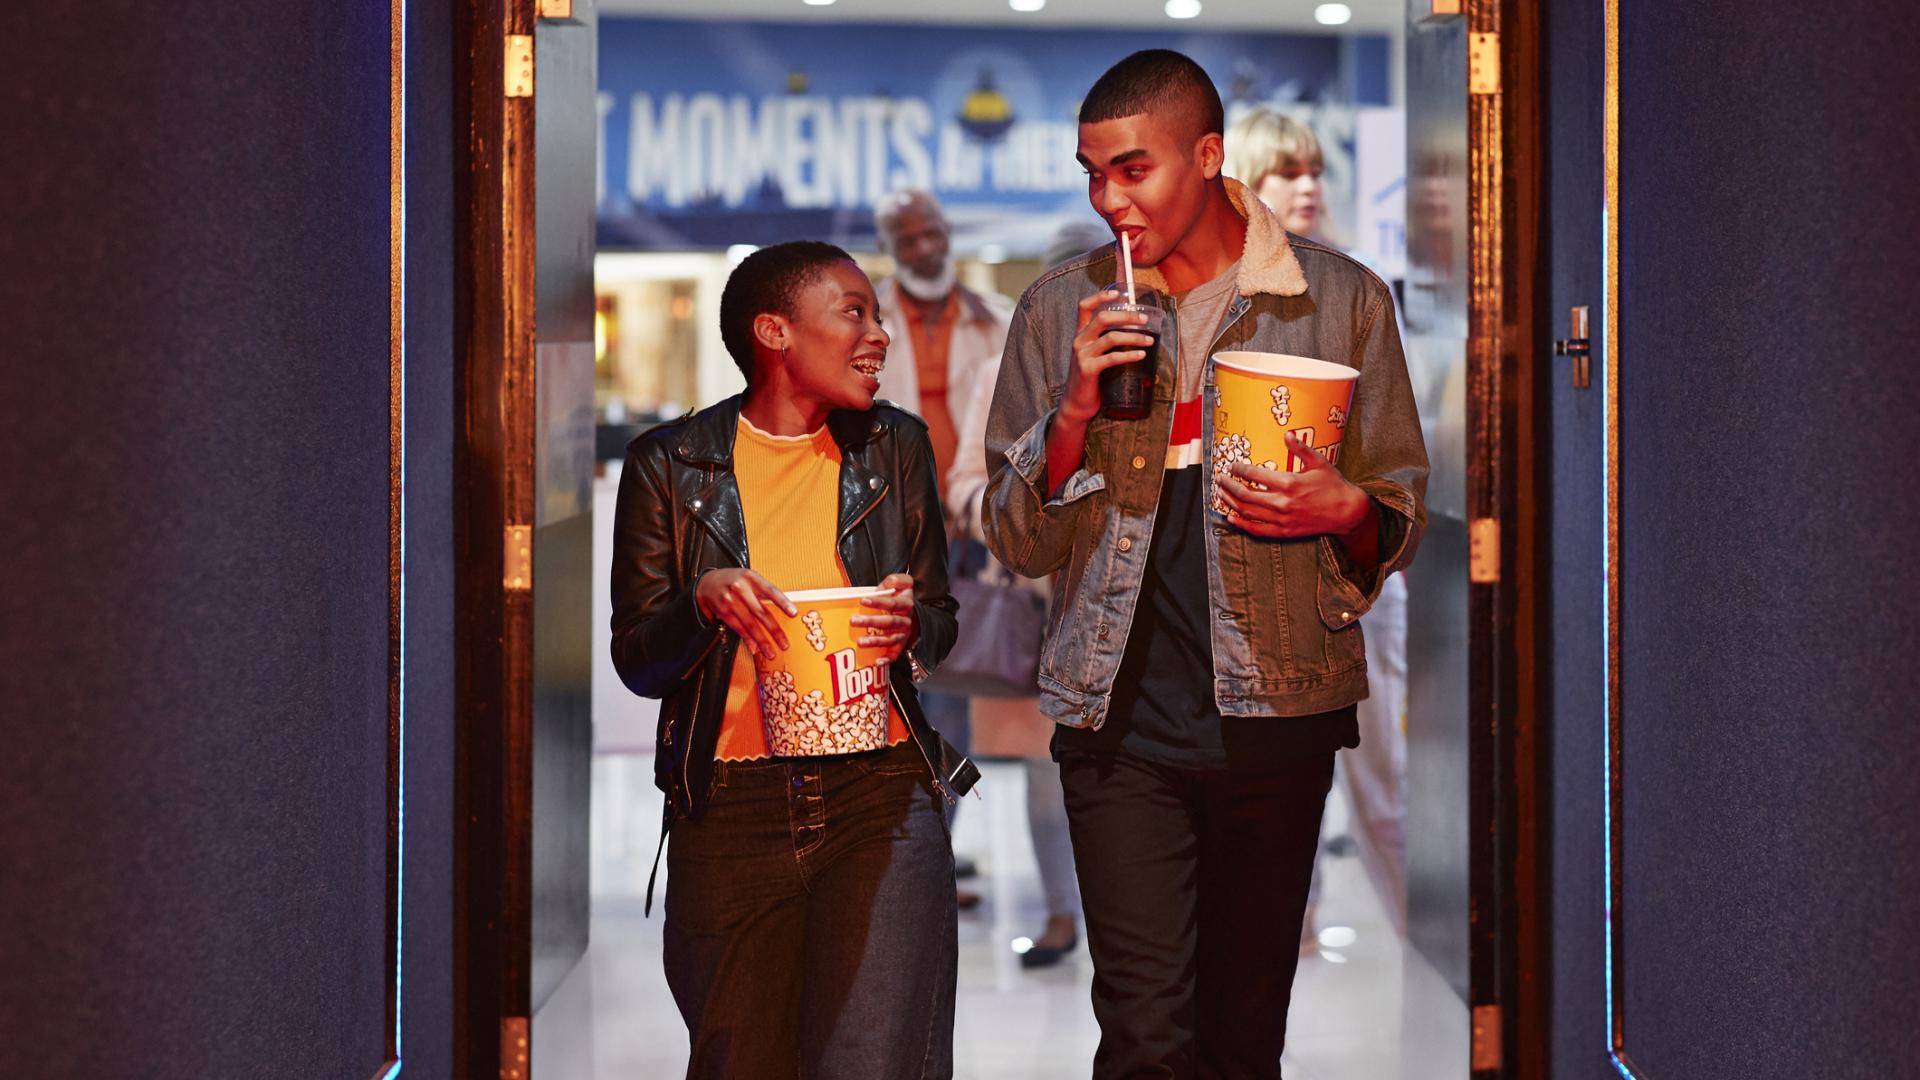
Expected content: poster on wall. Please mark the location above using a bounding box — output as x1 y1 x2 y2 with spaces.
598 18 1390 256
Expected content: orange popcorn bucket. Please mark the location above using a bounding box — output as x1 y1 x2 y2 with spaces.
756 586 895 756
1210 351 1359 513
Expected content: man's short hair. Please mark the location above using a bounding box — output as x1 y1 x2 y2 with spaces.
873 189 947 247
1079 49 1225 145
1224 108 1324 188
718 240 854 381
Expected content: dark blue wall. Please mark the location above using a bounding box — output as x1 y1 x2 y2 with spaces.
1551 0 1920 1075
403 0 458 1075
0 2 455 1075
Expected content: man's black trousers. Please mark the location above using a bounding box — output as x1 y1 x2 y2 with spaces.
1059 746 1336 1080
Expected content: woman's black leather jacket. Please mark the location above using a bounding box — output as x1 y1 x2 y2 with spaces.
610 394 979 824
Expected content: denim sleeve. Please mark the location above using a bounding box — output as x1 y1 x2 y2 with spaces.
980 301 1105 579
1316 286 1430 623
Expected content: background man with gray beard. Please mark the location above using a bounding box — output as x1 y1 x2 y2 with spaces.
872 189 1015 902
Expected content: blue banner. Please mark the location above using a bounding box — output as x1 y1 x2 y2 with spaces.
597 18 1386 254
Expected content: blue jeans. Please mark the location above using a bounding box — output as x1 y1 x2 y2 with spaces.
663 740 957 1080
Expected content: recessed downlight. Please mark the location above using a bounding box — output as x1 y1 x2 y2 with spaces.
1314 2 1353 24
1165 0 1203 18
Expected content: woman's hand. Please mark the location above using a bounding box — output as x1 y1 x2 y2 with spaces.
853 572 919 663
695 568 795 662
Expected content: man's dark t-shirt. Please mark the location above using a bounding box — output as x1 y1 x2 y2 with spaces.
1055 262 1359 769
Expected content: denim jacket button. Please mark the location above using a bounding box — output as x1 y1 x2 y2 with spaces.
1131 455 1147 470
1341 611 1353 621
691 498 703 511
868 477 881 490
1116 537 1133 553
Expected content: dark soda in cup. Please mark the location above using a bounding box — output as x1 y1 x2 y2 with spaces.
1097 286 1166 421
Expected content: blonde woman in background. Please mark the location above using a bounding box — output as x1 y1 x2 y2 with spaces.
1224 108 1330 242
1227 107 1414 941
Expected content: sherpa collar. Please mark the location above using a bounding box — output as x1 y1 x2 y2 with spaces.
1126 175 1309 299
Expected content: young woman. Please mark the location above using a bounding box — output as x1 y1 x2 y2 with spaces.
609 240 975 1080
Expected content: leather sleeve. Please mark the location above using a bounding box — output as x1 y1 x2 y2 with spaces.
895 420 959 671
609 439 721 698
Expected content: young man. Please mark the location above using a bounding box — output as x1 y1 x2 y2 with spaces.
980 51 1429 1077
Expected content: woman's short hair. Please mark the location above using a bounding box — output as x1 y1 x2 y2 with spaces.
1224 109 1323 189
718 240 854 381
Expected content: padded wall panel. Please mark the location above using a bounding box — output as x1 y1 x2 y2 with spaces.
1614 0 1920 1074
0 2 397 1074
402 0 458 1074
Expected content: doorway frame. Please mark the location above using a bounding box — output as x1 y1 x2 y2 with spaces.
1466 0 1550 1076
452 0 540 1075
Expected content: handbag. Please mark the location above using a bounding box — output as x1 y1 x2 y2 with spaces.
921 538 1045 699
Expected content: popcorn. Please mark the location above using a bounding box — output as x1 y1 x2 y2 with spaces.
1269 384 1292 426
802 610 827 653
1327 404 1347 429
1211 432 1252 514
758 662 891 756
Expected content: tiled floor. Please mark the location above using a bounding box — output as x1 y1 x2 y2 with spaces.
534 754 1469 1080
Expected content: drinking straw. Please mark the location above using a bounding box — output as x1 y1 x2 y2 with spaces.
1121 231 1137 305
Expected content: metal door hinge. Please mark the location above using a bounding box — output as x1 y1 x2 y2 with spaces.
505 34 534 98
505 524 532 591
500 1016 529 1079
1469 518 1500 584
1469 32 1500 95
1471 1003 1502 1070
538 0 572 16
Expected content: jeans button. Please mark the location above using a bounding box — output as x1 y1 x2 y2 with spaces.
1116 537 1133 553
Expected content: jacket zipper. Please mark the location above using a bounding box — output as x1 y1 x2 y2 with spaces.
889 679 956 805
847 474 949 799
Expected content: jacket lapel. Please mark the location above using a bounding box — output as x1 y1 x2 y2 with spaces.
679 396 749 569
830 410 889 548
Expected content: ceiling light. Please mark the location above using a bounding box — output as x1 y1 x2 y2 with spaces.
1165 0 1202 17
1314 2 1353 24
802 0 836 6
1009 0 1046 10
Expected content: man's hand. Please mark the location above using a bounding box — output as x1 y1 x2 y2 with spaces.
1213 432 1376 555
694 568 795 662
853 573 920 663
1059 287 1154 427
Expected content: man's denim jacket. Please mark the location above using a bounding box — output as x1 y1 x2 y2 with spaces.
981 178 1429 729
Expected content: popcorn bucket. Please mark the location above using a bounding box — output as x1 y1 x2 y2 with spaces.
756 586 895 757
1210 351 1358 513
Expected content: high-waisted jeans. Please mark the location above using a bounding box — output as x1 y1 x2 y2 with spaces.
662 740 957 1080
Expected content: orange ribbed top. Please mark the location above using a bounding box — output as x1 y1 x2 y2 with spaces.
714 416 909 761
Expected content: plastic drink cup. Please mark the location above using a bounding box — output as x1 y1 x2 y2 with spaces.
1210 351 1359 513
1097 286 1166 420
755 586 895 756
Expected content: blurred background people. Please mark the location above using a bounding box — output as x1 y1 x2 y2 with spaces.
1228 107 1412 938
872 188 1016 905
945 219 1112 968
1225 108 1330 242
